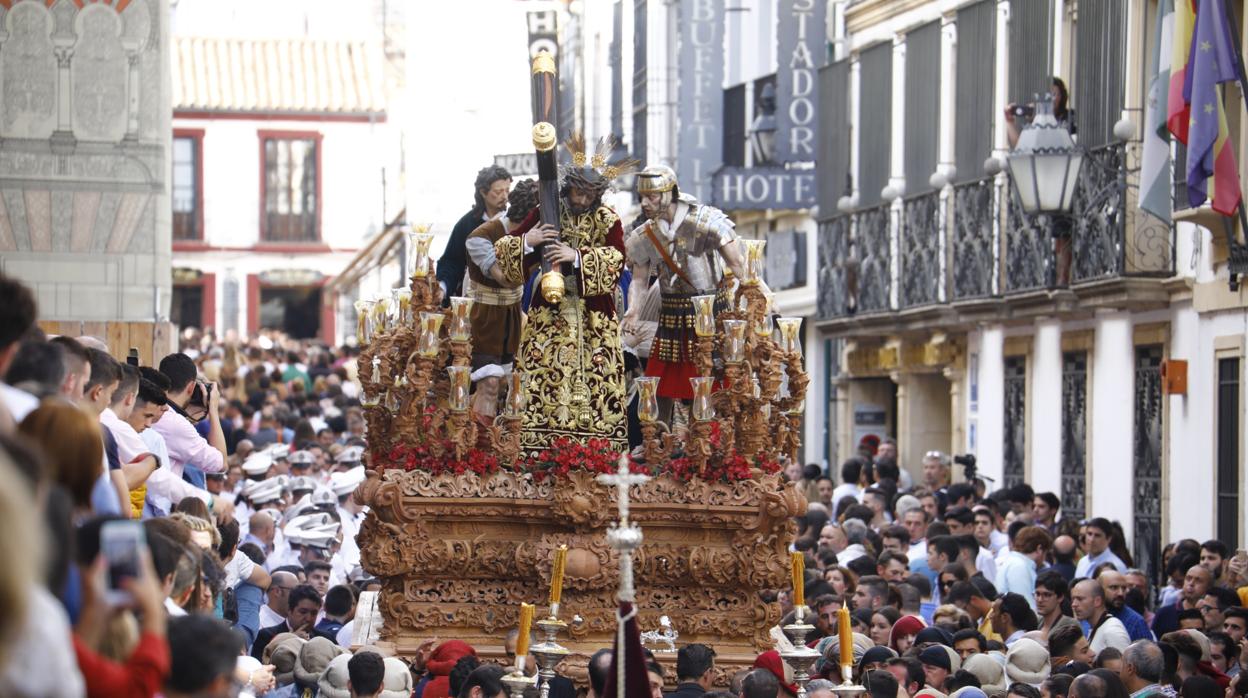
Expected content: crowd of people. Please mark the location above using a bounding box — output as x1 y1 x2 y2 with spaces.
775 453 1248 698
0 261 1246 698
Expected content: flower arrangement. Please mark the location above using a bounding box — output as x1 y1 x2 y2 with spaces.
383 433 780 484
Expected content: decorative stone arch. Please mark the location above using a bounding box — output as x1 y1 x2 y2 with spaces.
0 0 57 140
71 2 126 142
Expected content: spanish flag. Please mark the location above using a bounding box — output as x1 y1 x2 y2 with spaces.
1167 0 1196 142
1184 0 1242 215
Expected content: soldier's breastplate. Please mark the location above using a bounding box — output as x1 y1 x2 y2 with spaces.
665 214 716 293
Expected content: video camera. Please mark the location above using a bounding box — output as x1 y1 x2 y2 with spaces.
953 452 978 481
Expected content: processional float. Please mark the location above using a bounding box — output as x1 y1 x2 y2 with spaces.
349 51 813 687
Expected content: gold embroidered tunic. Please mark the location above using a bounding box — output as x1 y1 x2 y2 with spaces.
494 205 628 455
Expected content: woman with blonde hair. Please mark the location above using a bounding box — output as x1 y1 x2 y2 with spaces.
18 400 104 514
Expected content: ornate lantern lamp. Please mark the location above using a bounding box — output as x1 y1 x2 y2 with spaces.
1005 100 1083 215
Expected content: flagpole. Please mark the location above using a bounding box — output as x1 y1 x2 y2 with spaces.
1218 0 1248 287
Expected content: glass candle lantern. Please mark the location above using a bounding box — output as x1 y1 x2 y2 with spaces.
394 288 413 326
503 372 526 418
354 300 376 343
408 230 434 278
417 312 445 357
690 377 715 422
691 295 717 337
447 366 471 412
740 239 766 286
448 297 474 341
723 320 747 363
777 317 802 354
376 297 395 334
635 377 660 423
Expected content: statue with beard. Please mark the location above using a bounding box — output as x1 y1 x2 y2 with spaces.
492 136 637 455
623 165 749 413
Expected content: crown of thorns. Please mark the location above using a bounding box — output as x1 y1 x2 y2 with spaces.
561 133 640 194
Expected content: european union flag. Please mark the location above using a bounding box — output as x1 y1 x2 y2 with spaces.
1185 0 1243 214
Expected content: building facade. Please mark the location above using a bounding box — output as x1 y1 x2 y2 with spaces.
168 0 404 345
0 0 172 328
816 0 1248 569
566 0 830 464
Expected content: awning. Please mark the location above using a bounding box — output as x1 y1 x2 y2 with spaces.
325 209 406 294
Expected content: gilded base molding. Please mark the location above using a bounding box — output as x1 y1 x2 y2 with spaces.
354 468 805 683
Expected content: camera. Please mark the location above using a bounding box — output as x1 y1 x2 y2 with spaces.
953 453 978 481
1010 104 1035 120
187 380 213 415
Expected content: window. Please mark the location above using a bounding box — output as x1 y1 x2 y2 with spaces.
723 83 747 168
261 133 321 243
1217 357 1241 546
632 0 648 163
857 42 892 208
172 132 202 241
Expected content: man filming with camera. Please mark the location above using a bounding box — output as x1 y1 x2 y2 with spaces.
150 353 233 522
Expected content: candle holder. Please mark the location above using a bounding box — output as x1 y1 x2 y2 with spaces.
501 670 536 698
723 319 747 364
408 230 433 279
449 296 474 341
503 372 527 418
635 377 673 464
354 299 377 343
779 616 822 698
374 297 393 335
740 239 766 286
529 617 570 698
691 294 716 337
777 317 802 354
394 288 413 326
417 312 445 358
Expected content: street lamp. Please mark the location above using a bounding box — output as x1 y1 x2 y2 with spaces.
750 83 777 165
1005 100 1083 214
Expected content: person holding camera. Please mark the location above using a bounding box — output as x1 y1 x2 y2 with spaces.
1005 77 1076 149
150 353 233 523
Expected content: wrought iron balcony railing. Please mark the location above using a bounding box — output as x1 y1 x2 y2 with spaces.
816 215 853 319
855 204 892 315
899 191 943 308
814 142 1174 325
950 177 998 300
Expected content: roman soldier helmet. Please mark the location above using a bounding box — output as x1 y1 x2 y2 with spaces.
636 164 680 199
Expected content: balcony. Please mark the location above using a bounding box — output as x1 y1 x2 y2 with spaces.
816 142 1175 334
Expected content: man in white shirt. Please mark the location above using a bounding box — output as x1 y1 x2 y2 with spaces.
1072 579 1131 654
830 458 865 519
258 571 299 629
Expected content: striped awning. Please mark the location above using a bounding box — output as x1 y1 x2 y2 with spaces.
173 36 386 115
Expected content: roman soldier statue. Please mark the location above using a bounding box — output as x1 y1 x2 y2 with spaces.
622 166 748 406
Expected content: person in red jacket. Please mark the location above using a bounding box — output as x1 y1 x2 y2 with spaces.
72 547 170 698
423 639 479 698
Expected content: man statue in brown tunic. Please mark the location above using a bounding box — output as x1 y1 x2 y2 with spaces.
463 178 539 420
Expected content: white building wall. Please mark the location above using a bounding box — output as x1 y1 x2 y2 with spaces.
1089 311 1136 536
1167 300 1215 541
176 117 395 250
976 325 1005 486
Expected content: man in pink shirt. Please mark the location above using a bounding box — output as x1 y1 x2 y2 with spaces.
150 353 227 479
148 354 234 522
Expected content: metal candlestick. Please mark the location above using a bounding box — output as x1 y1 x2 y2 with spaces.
502 669 536 698
779 612 822 698
529 616 570 698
